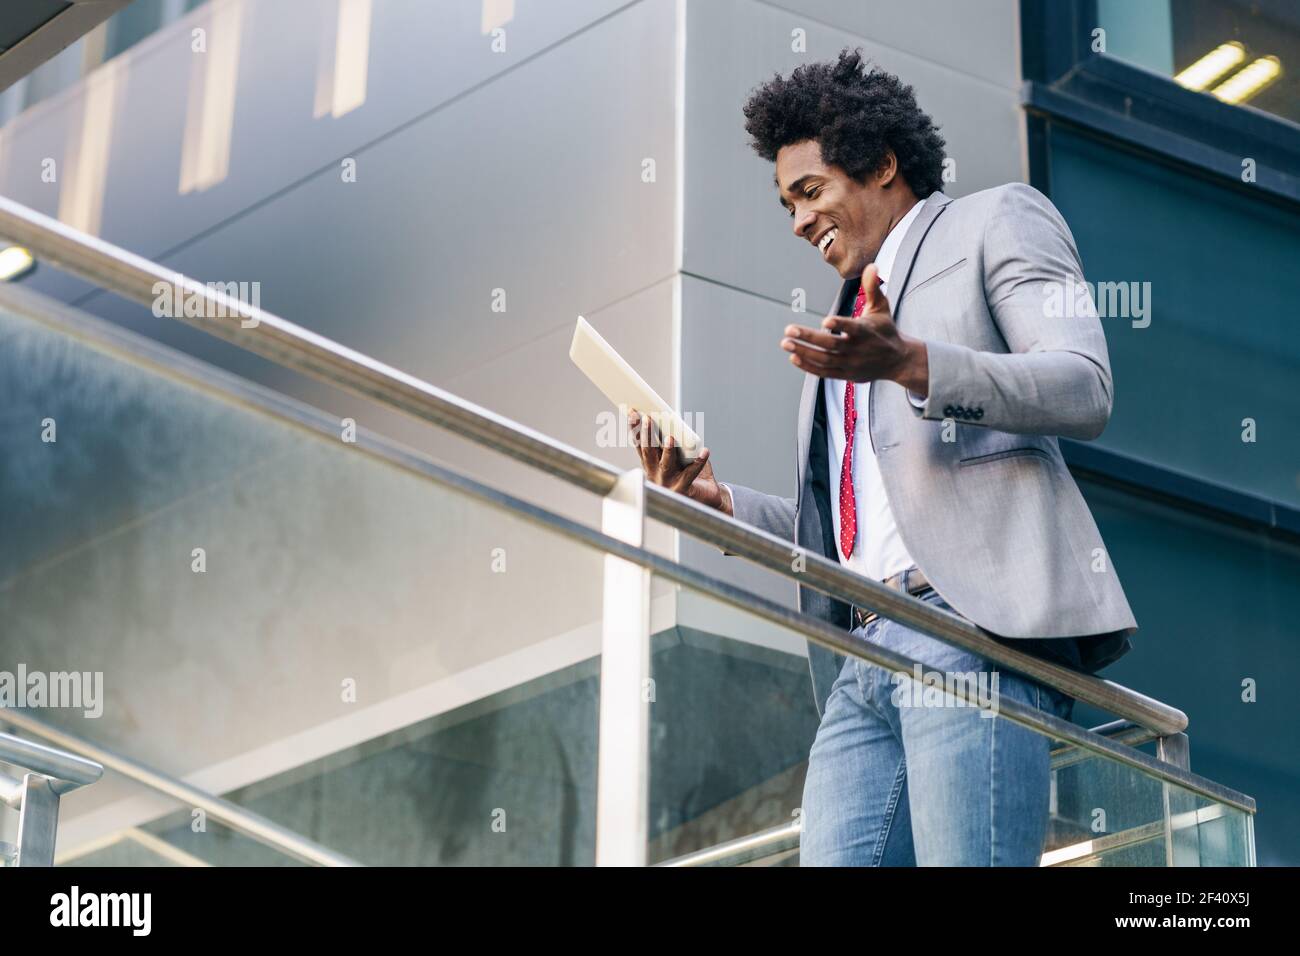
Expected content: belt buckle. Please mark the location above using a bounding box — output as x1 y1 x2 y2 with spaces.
854 569 913 630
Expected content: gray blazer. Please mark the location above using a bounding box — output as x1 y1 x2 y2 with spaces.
723 184 1137 718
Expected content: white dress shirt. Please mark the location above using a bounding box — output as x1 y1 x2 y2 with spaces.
824 198 925 580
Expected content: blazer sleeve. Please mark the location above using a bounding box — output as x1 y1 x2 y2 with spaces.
909 183 1114 441
717 482 796 556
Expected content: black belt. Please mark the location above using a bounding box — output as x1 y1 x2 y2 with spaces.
851 567 934 630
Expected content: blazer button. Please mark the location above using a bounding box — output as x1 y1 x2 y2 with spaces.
974 409 984 419
943 405 955 417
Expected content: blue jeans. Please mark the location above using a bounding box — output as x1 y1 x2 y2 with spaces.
799 587 1074 866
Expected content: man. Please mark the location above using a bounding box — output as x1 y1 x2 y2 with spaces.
626 49 1136 866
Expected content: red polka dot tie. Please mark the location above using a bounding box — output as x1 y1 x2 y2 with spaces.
839 284 869 560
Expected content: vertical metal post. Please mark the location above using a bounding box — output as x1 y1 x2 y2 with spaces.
15 774 60 867
595 468 652 866
1156 733 1190 770
1156 732 1191 866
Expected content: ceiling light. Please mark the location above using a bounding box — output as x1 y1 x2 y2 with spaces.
1211 55 1283 104
1174 41 1246 91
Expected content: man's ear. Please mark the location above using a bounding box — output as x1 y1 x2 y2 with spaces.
875 150 899 188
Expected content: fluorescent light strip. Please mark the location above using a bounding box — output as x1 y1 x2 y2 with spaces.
1212 55 1282 104
1174 41 1245 91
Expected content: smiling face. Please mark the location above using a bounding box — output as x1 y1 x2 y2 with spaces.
775 139 913 279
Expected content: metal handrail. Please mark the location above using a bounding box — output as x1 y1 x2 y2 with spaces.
658 820 802 867
0 196 1185 738
0 286 1256 833
1051 719 1157 770
0 730 103 794
1 730 105 866
0 711 359 867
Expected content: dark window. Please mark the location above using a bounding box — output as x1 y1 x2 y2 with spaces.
1021 0 1300 204
1099 0 1299 126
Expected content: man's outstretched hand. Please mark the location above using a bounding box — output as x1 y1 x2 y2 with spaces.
779 262 930 395
625 409 732 515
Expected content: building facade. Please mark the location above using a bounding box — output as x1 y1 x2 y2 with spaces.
0 0 1292 865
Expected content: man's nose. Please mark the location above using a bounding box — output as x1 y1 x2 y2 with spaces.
792 210 816 239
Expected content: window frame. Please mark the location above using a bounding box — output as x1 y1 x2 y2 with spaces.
1020 0 1300 207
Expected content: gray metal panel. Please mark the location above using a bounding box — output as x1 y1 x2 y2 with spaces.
677 273 803 619
0 0 639 303
760 0 1022 89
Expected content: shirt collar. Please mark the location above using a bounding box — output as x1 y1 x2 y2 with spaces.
873 197 925 291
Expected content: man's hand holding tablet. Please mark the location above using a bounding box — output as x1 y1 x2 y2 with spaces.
570 315 731 514
625 409 732 516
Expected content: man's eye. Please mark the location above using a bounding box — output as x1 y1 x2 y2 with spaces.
806 187 820 200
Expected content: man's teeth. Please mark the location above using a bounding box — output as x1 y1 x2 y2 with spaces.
819 228 838 252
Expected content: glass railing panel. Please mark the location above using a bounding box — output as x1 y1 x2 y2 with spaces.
1046 741 1167 864
145 660 603 866
60 838 189 867
649 575 1255 868
0 286 1256 867
1165 783 1255 867
643 574 820 865
1178 795 1255 867
0 292 647 866
54 801 309 867
1044 748 1256 867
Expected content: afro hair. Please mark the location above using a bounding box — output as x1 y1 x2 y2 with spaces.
742 48 947 198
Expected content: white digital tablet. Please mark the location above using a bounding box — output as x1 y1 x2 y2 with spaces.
569 315 702 462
